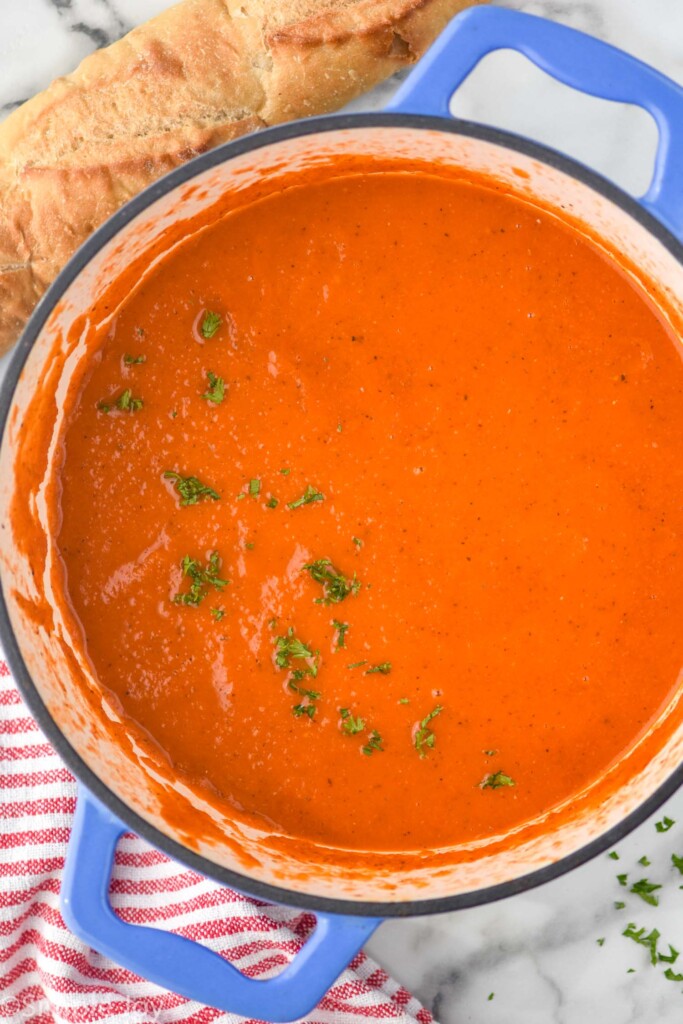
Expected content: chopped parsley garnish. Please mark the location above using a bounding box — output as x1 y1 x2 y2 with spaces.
656 816 675 833
245 541 255 550
352 536 363 548
266 496 278 509
608 851 620 860
664 968 683 982
201 310 222 339
481 770 516 790
347 660 367 669
672 853 683 874
414 705 443 758
630 878 662 907
362 730 383 756
487 993 494 1002
287 485 325 510
339 708 365 735
660 945 680 965
623 923 661 965
615 901 626 910
617 873 628 887
124 354 146 365
280 468 291 475
303 559 360 605
211 608 225 621
173 552 229 606
274 629 316 669
365 662 391 675
399 697 410 705
98 389 143 413
164 471 220 506
289 680 322 720
274 628 320 717
202 371 225 405
597 938 605 947
639 856 651 867
332 619 349 649
249 478 261 497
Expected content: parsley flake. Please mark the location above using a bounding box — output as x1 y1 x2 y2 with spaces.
249 478 261 497
274 628 320 717
365 662 391 675
339 708 365 735
347 660 367 669
201 311 222 339
211 608 225 621
266 496 278 509
630 878 662 907
164 471 220 506
98 389 143 413
481 770 516 790
608 851 620 861
332 619 349 649
414 705 443 758
362 730 384 756
290 680 322 720
287 485 325 510
202 371 225 405
623 923 660 966
173 552 229 607
303 559 360 605
656 816 675 833
124 354 146 365
672 853 683 875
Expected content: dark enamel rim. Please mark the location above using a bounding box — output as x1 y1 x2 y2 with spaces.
1 112 682 919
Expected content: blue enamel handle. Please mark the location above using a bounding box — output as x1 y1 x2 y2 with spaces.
61 788 379 1022
387 5 683 240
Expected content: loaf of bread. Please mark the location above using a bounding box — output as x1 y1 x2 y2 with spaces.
0 0 479 354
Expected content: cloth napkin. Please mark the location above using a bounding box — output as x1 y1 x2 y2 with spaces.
0 655 433 1024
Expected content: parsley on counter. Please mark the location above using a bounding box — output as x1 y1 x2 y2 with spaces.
164 471 220 506
630 879 662 907
656 816 675 833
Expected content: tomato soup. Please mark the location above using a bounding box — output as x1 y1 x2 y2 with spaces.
53 165 683 853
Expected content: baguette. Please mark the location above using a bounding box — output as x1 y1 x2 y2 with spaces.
0 0 479 355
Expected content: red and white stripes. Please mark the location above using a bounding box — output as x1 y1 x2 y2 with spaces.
0 659 433 1024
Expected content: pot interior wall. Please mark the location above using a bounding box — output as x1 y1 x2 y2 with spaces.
1 122 682 905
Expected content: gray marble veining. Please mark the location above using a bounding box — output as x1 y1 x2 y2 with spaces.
1 2 683 1021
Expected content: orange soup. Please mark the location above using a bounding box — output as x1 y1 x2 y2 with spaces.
53 165 683 852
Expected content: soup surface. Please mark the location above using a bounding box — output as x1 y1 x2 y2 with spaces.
55 166 683 852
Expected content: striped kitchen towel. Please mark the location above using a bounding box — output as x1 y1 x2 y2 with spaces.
0 657 433 1024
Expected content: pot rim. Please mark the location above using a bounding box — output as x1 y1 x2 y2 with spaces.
1 111 682 919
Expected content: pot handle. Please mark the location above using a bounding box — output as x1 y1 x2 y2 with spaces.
61 787 380 1023
386 5 683 239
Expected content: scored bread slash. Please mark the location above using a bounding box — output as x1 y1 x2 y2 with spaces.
0 0 483 356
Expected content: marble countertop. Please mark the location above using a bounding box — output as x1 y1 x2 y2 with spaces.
2 2 683 1022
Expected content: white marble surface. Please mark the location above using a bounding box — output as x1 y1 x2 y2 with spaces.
2 2 683 1022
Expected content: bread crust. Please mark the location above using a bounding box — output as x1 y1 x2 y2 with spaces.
0 0 478 353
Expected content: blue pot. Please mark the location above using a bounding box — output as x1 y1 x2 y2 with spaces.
1 7 683 1020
